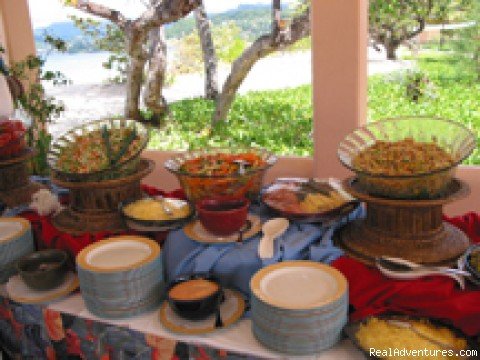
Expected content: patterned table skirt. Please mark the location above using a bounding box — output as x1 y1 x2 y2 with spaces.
0 296 250 360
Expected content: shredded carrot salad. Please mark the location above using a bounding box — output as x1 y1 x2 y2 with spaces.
180 152 266 176
178 152 267 201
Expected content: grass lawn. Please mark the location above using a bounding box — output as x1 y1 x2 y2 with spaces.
149 52 480 164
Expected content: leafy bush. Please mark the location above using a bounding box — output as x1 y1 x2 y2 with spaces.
149 85 313 155
172 22 247 74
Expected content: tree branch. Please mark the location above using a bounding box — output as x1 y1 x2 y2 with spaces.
73 1 129 29
136 0 202 31
213 7 310 124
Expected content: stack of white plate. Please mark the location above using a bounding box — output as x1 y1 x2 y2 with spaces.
76 235 164 319
0 218 34 283
250 261 348 355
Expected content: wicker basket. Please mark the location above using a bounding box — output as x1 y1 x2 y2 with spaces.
52 158 154 234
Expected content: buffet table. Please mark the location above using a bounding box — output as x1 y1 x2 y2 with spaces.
1 116 479 358
0 287 365 359
1 208 479 359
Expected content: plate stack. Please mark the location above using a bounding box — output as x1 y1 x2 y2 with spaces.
0 218 34 283
76 236 164 319
250 261 348 355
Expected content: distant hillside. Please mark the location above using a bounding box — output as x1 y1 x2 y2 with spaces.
166 4 290 40
34 21 98 53
34 4 289 53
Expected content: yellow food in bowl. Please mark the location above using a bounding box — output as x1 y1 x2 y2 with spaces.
123 198 190 221
356 318 467 360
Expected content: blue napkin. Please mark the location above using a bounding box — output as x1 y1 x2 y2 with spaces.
163 205 365 296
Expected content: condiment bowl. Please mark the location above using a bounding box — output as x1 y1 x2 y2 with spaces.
167 273 223 320
196 197 250 236
16 249 68 291
119 197 193 232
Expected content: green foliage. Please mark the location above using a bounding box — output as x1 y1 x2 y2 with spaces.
402 69 435 101
429 0 473 23
369 0 433 58
213 22 247 63
166 5 277 41
369 53 480 164
149 86 313 155
5 36 68 175
150 51 479 164
172 22 246 74
450 1 480 80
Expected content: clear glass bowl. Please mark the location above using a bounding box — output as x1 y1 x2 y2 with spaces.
337 117 476 199
164 147 277 203
49 119 149 182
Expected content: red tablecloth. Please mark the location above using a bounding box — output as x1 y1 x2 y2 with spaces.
18 189 480 337
20 185 185 257
332 212 480 336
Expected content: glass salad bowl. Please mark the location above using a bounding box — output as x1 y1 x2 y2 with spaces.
49 119 149 182
337 117 476 199
164 147 277 203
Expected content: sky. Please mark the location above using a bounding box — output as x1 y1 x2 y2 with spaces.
28 0 286 29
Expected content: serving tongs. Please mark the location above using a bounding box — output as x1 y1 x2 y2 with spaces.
375 256 470 289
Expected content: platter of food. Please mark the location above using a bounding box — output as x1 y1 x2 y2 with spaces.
344 316 478 359
49 119 149 182
262 178 358 223
165 147 277 203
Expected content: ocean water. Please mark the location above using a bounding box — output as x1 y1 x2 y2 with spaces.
42 51 117 85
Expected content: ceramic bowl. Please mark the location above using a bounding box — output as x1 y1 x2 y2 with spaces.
196 198 249 236
17 249 68 291
167 273 223 320
119 197 193 232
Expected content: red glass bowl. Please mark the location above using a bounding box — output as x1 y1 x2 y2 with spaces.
0 131 26 160
196 198 250 236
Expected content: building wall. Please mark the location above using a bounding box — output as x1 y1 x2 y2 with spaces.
0 0 36 65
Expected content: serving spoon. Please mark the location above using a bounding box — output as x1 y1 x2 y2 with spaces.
258 218 289 259
155 195 174 217
376 256 469 289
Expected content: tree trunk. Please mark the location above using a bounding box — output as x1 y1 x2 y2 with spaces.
212 6 310 125
213 36 274 124
144 26 168 121
194 2 218 100
386 43 398 60
125 28 148 120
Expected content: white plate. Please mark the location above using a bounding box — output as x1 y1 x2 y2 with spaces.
86 240 151 269
6 272 79 304
0 218 30 243
251 261 347 310
76 236 160 272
